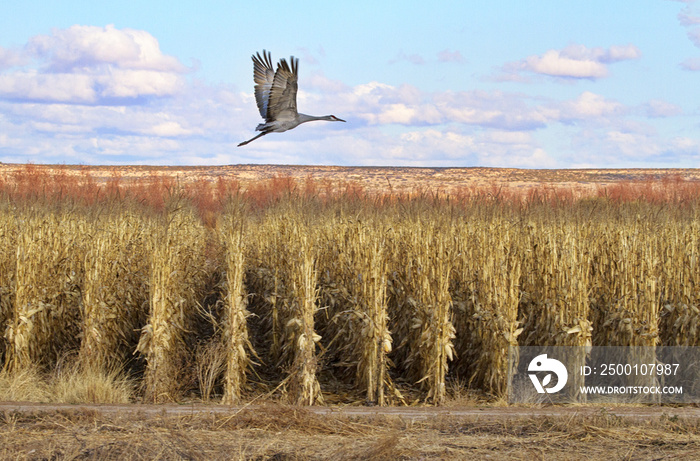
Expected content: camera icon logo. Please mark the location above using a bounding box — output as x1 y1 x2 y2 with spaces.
528 354 568 394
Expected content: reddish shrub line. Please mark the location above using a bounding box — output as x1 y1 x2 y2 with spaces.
2 164 700 218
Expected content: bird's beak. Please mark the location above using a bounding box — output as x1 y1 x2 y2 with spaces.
336 117 346 122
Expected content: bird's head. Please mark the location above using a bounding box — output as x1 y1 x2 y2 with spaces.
329 115 346 122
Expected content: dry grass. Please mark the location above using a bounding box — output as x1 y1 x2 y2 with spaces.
50 360 134 405
0 361 132 404
0 405 699 460
0 366 50 402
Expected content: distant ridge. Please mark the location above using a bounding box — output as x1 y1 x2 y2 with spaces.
1 163 697 194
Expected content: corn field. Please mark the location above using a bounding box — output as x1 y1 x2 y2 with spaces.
2 174 700 405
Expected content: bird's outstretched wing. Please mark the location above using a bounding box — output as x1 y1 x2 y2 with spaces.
267 57 298 123
252 50 275 120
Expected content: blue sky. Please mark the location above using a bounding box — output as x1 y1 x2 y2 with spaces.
0 0 699 167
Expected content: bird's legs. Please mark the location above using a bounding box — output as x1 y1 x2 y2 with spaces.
237 131 269 147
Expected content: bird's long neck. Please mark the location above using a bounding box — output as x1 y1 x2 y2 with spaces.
298 113 333 123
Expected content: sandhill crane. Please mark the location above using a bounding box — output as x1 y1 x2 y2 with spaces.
238 50 345 147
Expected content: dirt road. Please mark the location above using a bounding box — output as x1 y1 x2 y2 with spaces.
2 401 698 420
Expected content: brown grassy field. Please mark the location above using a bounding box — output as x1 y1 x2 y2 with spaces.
2 163 700 459
2 404 700 460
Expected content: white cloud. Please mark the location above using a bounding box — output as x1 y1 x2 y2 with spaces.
139 121 191 137
0 25 187 104
525 49 609 78
0 71 97 102
27 24 186 73
643 99 683 117
670 136 700 155
602 44 642 62
480 130 534 145
606 131 657 156
322 127 555 168
0 71 694 168
330 82 549 131
559 91 625 119
502 43 640 80
97 69 184 98
398 129 475 161
377 104 417 124
0 46 26 70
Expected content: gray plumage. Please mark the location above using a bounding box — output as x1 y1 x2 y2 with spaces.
238 50 345 147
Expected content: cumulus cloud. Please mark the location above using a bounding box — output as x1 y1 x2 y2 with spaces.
501 43 641 80
97 68 184 98
27 24 186 73
0 71 97 103
434 90 550 130
311 127 555 168
0 24 187 104
560 91 625 119
0 69 692 168
0 46 26 70
605 130 661 157
324 81 550 131
330 86 628 131
526 50 608 78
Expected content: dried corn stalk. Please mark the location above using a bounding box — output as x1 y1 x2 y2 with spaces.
452 215 521 398
220 204 254 404
246 208 323 405
6 206 84 370
138 201 209 402
515 216 591 399
390 216 455 404
659 219 700 346
319 218 397 405
0 203 17 364
80 210 150 371
286 230 323 405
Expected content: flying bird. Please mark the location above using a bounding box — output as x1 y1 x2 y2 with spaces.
238 50 345 147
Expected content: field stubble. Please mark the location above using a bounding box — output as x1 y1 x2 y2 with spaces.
2 404 700 460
